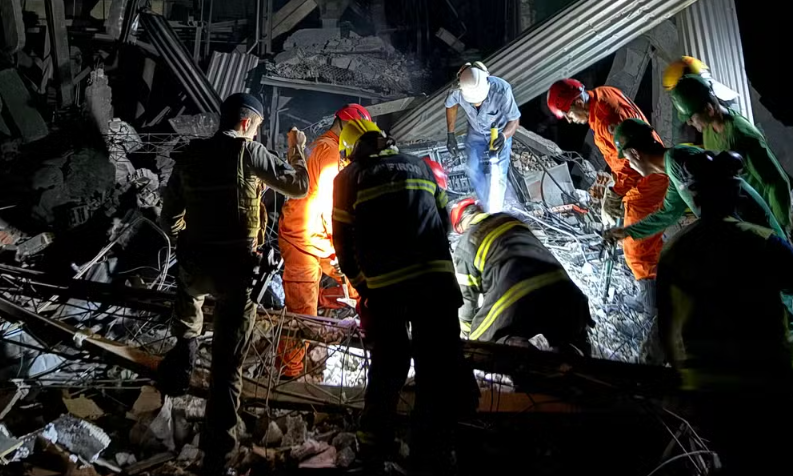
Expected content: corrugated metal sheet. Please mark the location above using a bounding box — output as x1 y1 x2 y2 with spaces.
678 0 752 121
391 0 700 141
140 13 221 113
207 52 260 101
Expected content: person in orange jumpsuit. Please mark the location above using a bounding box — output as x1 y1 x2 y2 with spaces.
276 104 370 378
547 79 669 316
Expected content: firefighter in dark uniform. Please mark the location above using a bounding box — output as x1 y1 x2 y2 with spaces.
332 119 477 473
158 93 309 475
450 198 593 354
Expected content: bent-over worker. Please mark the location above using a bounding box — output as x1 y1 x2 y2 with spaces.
450 198 593 354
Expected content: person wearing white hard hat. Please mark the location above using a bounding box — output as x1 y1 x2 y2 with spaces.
445 62 520 213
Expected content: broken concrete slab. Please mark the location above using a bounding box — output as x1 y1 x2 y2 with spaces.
290 439 328 460
0 424 23 464
168 112 219 138
131 385 162 418
282 415 307 447
84 69 113 134
62 395 104 421
299 445 336 468
124 452 175 475
41 414 111 463
0 69 48 143
263 420 283 447
435 27 465 53
336 445 355 468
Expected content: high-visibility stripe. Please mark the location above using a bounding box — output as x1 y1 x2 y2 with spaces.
474 220 524 272
366 260 454 289
470 270 567 341
456 273 480 287
437 190 449 208
354 179 436 209
459 320 471 332
332 207 354 224
349 271 366 287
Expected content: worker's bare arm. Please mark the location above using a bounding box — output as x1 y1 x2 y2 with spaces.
503 119 519 139
446 106 458 133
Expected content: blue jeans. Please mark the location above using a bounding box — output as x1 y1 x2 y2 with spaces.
465 134 512 213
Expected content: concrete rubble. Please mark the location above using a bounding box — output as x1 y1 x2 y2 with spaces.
266 28 427 96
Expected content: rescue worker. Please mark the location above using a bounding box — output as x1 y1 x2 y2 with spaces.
450 198 593 354
332 119 477 473
670 74 791 234
276 104 369 379
604 118 786 242
546 79 669 314
656 151 793 475
445 61 521 213
663 55 739 107
157 93 309 475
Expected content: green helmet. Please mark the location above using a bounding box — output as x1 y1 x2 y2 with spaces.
613 118 657 158
669 74 714 121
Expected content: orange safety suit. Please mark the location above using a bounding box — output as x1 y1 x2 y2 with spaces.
588 87 669 280
277 130 359 376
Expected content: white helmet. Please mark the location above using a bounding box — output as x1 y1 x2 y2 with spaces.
458 62 491 104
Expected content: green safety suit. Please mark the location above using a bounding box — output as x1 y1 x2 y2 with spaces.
453 212 592 350
657 216 793 475
625 145 786 239
703 110 791 232
160 129 308 468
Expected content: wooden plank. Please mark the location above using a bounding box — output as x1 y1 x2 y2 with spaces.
43 0 74 107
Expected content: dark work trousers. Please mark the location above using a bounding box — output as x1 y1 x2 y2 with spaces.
171 245 256 472
359 293 478 462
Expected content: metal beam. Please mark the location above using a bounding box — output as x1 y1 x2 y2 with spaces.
260 75 400 100
44 0 74 107
262 0 318 43
390 0 700 141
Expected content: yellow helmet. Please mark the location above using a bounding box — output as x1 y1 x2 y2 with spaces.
663 56 709 91
339 119 383 160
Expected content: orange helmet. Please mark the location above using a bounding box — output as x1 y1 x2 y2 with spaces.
450 198 479 233
547 79 585 119
422 157 448 190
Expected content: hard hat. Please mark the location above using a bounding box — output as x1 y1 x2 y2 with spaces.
613 118 657 158
663 56 709 91
335 103 372 122
422 157 448 190
547 79 585 119
221 93 264 119
669 74 714 121
339 119 384 159
458 62 491 104
450 198 479 234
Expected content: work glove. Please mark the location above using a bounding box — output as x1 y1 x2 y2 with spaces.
287 127 307 163
602 227 628 244
490 132 507 153
589 171 612 201
446 132 461 158
601 187 624 228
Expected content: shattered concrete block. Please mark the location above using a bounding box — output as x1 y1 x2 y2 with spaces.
177 443 202 463
331 432 356 451
42 414 111 463
0 69 48 143
330 56 353 70
172 395 206 421
299 446 336 468
282 415 307 447
16 233 55 260
336 446 355 468
263 421 283 447
62 395 104 421
284 28 341 51
0 217 25 247
115 452 137 467
290 439 328 460
168 113 220 138
274 49 304 66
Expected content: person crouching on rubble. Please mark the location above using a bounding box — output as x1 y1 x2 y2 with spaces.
331 119 478 474
450 198 593 355
157 93 309 475
656 151 793 476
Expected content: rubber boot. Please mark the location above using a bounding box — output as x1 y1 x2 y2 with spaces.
157 337 198 396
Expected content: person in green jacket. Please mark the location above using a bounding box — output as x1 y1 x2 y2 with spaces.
603 118 786 243
655 150 793 475
672 74 791 233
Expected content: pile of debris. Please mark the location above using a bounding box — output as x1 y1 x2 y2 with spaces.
267 28 427 96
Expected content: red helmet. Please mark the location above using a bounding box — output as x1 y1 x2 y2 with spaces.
450 198 478 234
547 79 585 119
422 157 448 190
335 104 372 122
